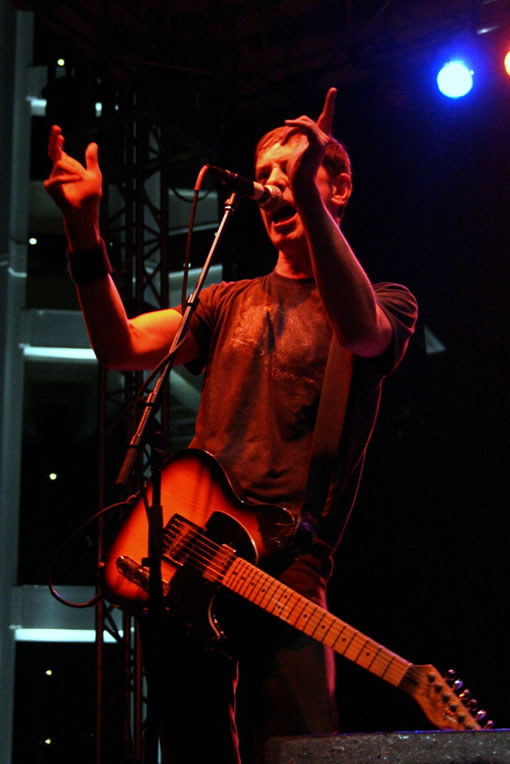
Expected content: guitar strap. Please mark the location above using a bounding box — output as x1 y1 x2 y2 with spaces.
301 334 353 536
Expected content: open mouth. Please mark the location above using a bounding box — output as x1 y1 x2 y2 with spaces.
271 203 296 225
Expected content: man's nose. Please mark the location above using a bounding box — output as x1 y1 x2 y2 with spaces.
267 166 287 188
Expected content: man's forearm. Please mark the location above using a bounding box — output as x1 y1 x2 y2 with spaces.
298 190 392 356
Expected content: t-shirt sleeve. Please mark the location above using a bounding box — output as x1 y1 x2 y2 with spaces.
373 282 418 375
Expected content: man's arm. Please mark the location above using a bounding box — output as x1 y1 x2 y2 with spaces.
44 125 199 370
285 89 394 358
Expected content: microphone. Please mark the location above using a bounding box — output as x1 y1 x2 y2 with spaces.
207 165 282 211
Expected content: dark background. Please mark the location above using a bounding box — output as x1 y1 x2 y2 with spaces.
11 0 509 758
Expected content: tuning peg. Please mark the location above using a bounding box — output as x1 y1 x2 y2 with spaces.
445 669 457 683
475 709 487 723
458 688 471 702
484 719 495 729
467 698 479 712
445 669 464 693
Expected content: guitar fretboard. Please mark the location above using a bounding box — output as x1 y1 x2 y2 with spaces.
221 556 410 687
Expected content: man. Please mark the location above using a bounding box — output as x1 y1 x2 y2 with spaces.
45 88 417 762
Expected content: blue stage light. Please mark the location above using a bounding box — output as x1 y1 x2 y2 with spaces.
436 60 474 98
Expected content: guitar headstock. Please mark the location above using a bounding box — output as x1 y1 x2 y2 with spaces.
400 664 493 731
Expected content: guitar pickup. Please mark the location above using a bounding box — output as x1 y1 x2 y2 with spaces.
163 514 237 583
162 514 204 566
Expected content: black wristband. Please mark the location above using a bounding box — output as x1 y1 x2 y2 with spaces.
67 239 113 284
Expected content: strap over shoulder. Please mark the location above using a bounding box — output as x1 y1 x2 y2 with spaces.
302 335 353 526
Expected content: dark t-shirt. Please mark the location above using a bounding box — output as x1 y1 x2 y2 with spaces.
186 270 417 547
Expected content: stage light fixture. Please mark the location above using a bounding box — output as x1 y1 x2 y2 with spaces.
436 60 474 98
504 50 510 76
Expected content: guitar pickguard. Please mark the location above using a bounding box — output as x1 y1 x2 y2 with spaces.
102 448 297 612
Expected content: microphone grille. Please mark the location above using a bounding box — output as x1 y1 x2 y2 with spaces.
260 185 282 212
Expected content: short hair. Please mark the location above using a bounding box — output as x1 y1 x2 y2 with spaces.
255 126 351 179
254 126 351 219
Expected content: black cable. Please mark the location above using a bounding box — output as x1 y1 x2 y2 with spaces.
181 164 210 311
47 499 135 608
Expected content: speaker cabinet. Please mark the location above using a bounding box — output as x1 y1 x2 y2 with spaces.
265 729 510 763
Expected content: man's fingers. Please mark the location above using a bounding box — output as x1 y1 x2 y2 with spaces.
317 87 337 135
284 86 337 142
48 125 64 164
284 116 315 137
85 142 99 172
44 172 83 187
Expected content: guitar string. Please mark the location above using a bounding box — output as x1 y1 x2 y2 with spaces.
161 521 484 726
124 512 478 727
162 520 408 684
122 459 478 730
156 518 410 686
161 523 480 728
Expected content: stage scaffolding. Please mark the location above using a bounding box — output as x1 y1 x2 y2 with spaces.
94 76 172 764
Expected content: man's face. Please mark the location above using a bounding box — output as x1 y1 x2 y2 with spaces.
255 137 338 256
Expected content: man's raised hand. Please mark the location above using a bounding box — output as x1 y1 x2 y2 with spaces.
316 87 337 136
44 125 102 217
282 87 337 195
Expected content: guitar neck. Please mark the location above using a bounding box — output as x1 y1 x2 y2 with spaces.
221 556 411 688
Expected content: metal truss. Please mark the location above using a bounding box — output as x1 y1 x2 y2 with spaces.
18 0 510 129
94 75 174 764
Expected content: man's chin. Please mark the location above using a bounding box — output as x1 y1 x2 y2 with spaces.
269 218 304 246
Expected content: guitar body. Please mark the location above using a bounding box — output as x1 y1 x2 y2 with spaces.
102 448 297 613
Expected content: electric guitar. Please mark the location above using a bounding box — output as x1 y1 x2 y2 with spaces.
102 448 491 732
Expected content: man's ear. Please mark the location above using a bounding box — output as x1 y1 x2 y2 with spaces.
331 172 352 212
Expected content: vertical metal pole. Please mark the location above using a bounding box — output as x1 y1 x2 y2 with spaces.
96 364 107 764
0 9 33 763
95 72 173 761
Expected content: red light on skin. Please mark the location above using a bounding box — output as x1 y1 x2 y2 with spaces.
505 51 510 76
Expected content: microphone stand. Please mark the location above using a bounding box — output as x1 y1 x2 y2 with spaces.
114 191 240 763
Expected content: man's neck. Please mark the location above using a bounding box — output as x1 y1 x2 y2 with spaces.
274 250 313 280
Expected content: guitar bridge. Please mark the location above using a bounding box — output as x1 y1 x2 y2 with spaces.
115 555 170 598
